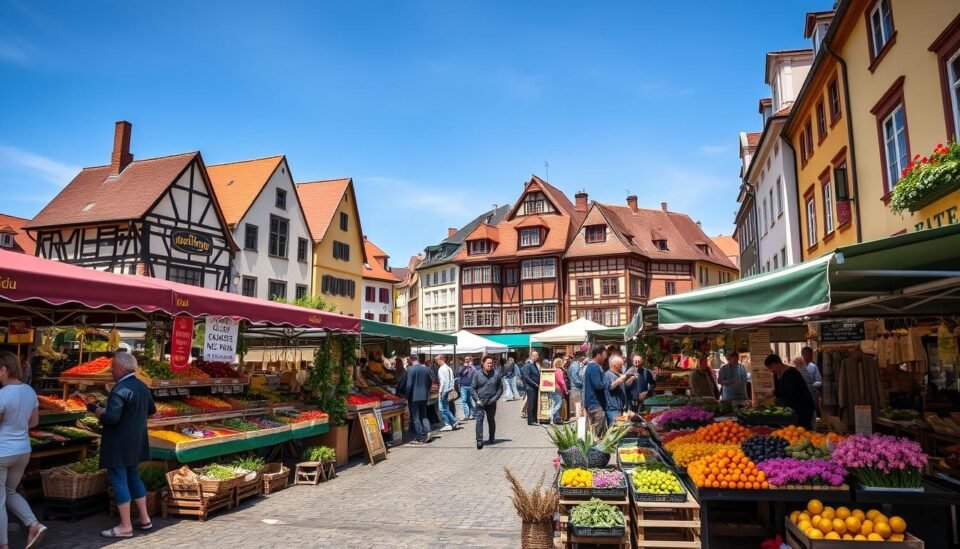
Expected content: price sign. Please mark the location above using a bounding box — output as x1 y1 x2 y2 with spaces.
820 321 865 343
203 317 239 362
170 316 194 372
155 389 169 397
374 407 384 429
211 386 221 394
177 388 189 396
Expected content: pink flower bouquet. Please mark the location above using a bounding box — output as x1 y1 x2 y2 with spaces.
832 434 926 488
756 458 847 487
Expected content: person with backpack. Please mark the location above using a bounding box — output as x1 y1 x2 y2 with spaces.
717 350 749 405
457 356 477 420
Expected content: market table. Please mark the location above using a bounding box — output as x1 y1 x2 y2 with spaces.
852 478 960 547
150 422 329 463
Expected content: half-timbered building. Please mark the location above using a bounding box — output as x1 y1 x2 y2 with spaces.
25 122 236 290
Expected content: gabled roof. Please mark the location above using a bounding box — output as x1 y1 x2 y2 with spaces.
295 178 352 243
514 215 549 229
0 214 35 255
26 152 198 229
206 155 285 227
746 132 762 148
362 237 400 283
465 223 500 242
711 235 739 259
392 267 409 281
505 175 578 221
418 205 510 269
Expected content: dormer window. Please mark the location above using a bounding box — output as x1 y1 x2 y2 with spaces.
521 192 555 215
0 234 12 248
519 228 541 247
585 225 606 243
468 239 491 255
697 244 711 256
653 239 669 251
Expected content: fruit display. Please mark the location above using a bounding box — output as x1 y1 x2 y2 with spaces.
632 464 684 494
652 406 715 431
692 421 753 445
739 405 794 418
225 396 269 409
292 410 329 423
37 395 87 412
741 435 789 463
29 430 68 443
46 426 96 441
149 430 193 444
659 429 695 445
879 407 920 422
183 396 232 410
757 458 847 487
222 418 260 432
194 360 242 379
153 400 200 417
592 469 626 489
139 359 175 380
771 426 844 446
791 499 908 541
561 468 593 488
71 456 102 474
618 446 655 464
78 415 101 431
248 416 286 429
60 357 112 377
688 448 768 490
668 441 740 468
643 395 691 407
569 498 625 528
347 394 380 406
785 439 830 459
199 463 242 481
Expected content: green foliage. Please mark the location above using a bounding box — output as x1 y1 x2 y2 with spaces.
193 322 205 348
303 445 336 462
272 295 336 312
229 455 266 473
139 465 167 492
890 141 960 213
309 334 355 426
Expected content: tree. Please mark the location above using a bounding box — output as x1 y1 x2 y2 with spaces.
272 295 337 312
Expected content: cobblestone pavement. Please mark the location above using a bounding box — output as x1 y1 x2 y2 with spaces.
17 398 556 549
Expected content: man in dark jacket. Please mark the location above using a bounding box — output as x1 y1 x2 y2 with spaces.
471 355 503 449
457 357 477 420
95 351 156 538
404 354 434 444
520 351 541 425
764 354 816 429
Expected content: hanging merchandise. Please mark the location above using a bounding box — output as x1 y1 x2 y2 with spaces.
939 322 958 366
108 326 121 352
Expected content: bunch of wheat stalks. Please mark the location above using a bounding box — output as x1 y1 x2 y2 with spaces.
504 467 559 522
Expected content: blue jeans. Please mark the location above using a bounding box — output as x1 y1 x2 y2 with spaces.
503 377 518 400
439 391 458 427
605 409 620 427
108 465 147 505
460 387 475 418
549 392 564 422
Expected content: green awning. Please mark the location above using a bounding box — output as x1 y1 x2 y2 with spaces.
360 320 457 345
635 224 960 334
485 334 544 348
625 308 643 341
588 326 629 343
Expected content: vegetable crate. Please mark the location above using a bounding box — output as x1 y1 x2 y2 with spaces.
557 468 628 500
629 475 689 504
631 496 702 548
559 495 630 549
162 467 233 522
784 519 923 549
261 463 290 495
233 470 263 506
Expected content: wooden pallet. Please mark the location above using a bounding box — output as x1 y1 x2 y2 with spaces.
559 496 631 548
632 495 702 548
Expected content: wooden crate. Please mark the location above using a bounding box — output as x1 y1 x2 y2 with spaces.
559 496 631 549
785 519 923 549
632 494 702 548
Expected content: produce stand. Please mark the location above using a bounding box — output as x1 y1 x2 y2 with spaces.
150 421 329 463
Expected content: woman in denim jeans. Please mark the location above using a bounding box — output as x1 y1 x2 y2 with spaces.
549 358 568 424
457 357 477 420
501 357 519 401
435 355 459 431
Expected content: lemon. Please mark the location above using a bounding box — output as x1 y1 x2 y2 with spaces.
807 499 824 515
836 506 851 520
812 514 822 525
798 512 811 524
807 528 824 539
889 516 907 534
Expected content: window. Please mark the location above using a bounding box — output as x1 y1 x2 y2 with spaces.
699 267 708 285
505 310 519 327
439 314 447 330
521 258 555 279
768 190 774 227
762 199 768 233
823 180 835 235
631 277 647 298
269 215 289 257
868 0 894 60
665 281 676 296
243 224 258 251
268 279 287 300
241 276 257 297
339 212 348 231
462 266 499 285
585 225 606 243
504 268 518 285
167 266 202 286
364 312 375 320
776 178 784 215
601 277 619 296
296 284 308 299
804 120 814 156
773 255 779 270
365 287 376 302
781 248 787 267
934 28 960 140
463 309 501 327
523 305 556 325
522 192 553 215
519 228 541 247
806 197 817 248
816 100 827 141
882 105 908 189
766 261 771 272
653 239 668 251
576 279 594 297
440 269 447 284
468 239 490 255
0 234 11 248
799 128 809 165
320 275 356 298
275 188 287 210
828 79 841 122
333 241 350 261
379 314 388 323
379 288 390 303
297 237 308 262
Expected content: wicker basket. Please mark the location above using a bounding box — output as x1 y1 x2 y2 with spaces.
40 466 109 500
520 521 553 549
261 463 289 495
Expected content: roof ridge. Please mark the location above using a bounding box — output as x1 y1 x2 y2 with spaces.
0 213 32 222
81 151 198 171
207 155 284 168
297 177 351 186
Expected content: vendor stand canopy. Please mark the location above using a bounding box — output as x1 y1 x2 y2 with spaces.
630 224 960 335
530 316 607 345
485 333 543 349
361 319 457 346
418 329 507 355
588 325 629 344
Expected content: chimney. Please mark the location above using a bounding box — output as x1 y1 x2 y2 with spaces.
661 202 668 212
448 227 457 238
575 191 588 212
696 220 702 228
110 121 133 175
626 195 638 212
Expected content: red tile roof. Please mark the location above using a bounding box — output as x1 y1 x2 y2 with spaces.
362 237 400 283
0 214 35 255
295 178 352 243
207 156 284 227
711 235 740 264
26 152 198 229
774 105 793 117
746 132 762 148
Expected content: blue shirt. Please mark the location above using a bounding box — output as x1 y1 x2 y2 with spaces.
629 368 656 400
568 361 583 389
603 370 629 413
582 361 606 412
717 363 749 401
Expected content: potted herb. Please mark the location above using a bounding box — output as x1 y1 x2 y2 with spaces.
890 142 960 213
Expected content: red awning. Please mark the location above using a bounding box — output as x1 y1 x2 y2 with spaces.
0 250 359 332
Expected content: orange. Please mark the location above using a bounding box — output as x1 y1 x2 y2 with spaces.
817 518 833 534
824 532 840 540
842 534 854 540
873 513 888 524
853 534 867 540
860 519 874 536
821 507 836 521
798 512 811 524
867 533 884 541
890 534 905 541
832 518 847 535
836 506 851 520
807 528 824 539
852 509 866 521
866 509 880 521
844 516 862 534
798 520 813 532
874 522 891 539
807 499 824 515
888 516 906 534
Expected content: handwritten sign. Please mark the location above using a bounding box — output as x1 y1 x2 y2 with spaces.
203 317 239 362
855 405 873 435
820 321 865 343
358 410 387 465
170 316 194 372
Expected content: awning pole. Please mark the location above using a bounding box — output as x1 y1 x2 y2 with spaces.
831 277 960 312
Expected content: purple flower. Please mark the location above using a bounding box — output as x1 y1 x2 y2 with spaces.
653 406 715 431
756 458 847 487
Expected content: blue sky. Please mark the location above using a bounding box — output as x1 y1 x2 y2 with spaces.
0 0 815 262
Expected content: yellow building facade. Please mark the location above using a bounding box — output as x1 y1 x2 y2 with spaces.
785 34 857 261
834 0 960 238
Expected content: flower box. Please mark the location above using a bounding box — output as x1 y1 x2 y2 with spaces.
890 142 960 214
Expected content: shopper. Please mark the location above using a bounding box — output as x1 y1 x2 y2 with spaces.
435 355 459 431
567 351 584 415
96 351 156 539
501 356 518 401
471 355 503 449
764 354 816 429
520 352 541 425
0 352 46 549
799 347 823 414
628 354 656 413
405 354 433 444
583 345 609 438
549 358 567 424
717 351 749 404
602 355 635 426
458 356 477 420
689 358 719 400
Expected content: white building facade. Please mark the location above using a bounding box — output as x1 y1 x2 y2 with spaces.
419 263 459 333
362 279 394 322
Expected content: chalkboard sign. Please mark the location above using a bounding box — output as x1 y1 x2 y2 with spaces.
357 410 387 465
820 321 865 343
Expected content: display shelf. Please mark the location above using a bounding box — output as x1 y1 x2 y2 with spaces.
37 411 88 426
148 407 271 427
30 442 90 461
150 421 329 463
140 377 249 389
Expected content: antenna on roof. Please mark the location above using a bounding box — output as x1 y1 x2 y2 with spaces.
544 160 549 181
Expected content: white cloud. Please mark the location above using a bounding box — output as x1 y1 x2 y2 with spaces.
0 145 79 186
699 144 730 156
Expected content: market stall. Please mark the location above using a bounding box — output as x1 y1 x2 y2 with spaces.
531 316 607 350
417 329 507 356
